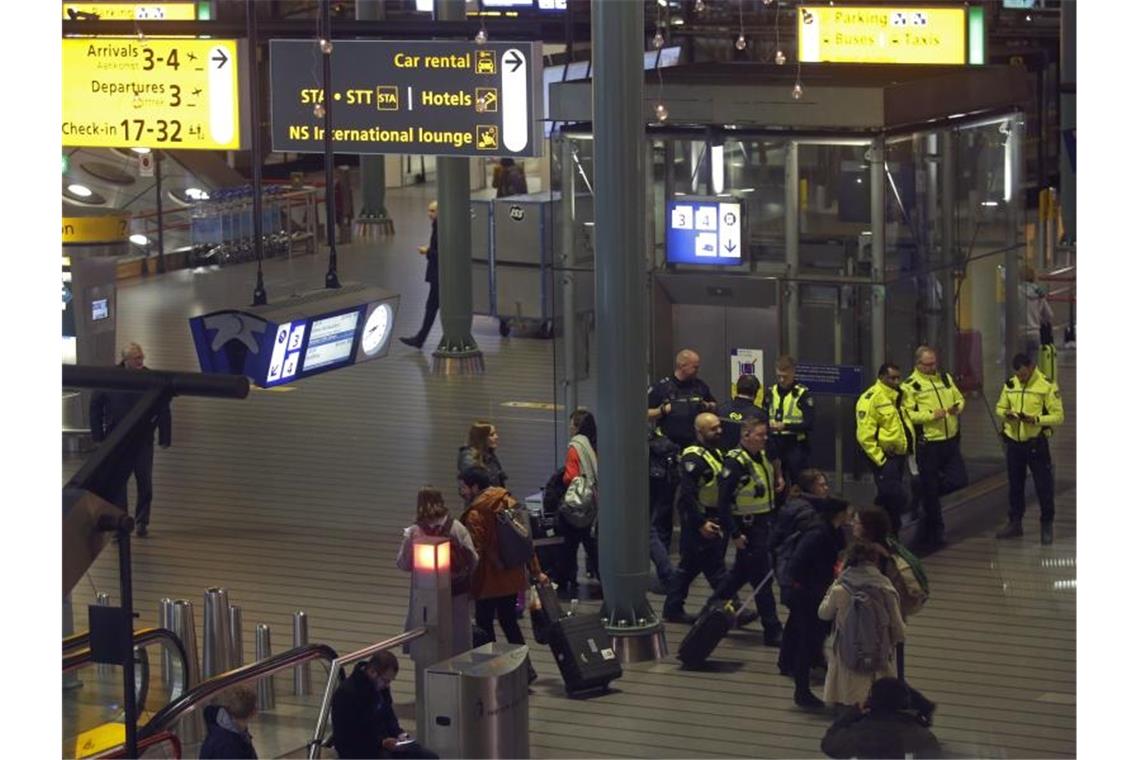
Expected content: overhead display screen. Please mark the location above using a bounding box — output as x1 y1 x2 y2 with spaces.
665 198 745 266
303 311 360 372
269 39 542 157
798 5 967 65
61 37 243 149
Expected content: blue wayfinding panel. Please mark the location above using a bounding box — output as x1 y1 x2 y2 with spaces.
796 362 865 396
665 197 745 265
189 283 399 388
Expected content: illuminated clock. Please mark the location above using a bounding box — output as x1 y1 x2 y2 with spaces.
360 303 392 356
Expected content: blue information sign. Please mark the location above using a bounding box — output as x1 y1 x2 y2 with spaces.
665 197 745 265
796 362 866 396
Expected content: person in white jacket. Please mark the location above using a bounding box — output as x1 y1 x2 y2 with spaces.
397 487 479 653
818 540 907 708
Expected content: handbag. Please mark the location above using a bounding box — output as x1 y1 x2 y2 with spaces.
559 438 598 529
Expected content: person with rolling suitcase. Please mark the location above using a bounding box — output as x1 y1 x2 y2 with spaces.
531 582 622 695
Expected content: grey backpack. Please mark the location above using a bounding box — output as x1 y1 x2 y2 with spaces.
836 578 893 674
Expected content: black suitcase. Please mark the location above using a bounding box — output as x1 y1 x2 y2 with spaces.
676 601 734 667
529 583 564 645
546 613 622 695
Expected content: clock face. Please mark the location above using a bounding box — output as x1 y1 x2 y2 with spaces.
361 303 392 356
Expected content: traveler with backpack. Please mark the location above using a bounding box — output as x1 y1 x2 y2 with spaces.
457 421 508 488
397 487 479 654
555 409 600 598
458 467 549 684
819 540 906 708
784 493 850 708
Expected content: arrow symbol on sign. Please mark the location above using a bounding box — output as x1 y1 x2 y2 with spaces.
212 49 229 69
724 241 737 253
505 50 523 73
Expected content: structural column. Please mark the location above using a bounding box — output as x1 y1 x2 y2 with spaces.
591 0 656 649
1059 1 1075 243
356 0 389 221
940 130 957 370
559 135 578 416
432 0 483 372
784 141 800 356
869 137 886 371
1004 115 1024 370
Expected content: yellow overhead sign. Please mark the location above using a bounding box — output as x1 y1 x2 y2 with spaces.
63 2 198 20
798 6 966 65
63 215 130 244
62 38 242 150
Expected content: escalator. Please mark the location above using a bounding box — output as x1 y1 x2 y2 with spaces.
64 632 338 759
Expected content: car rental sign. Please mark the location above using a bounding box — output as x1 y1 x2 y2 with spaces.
269 40 542 157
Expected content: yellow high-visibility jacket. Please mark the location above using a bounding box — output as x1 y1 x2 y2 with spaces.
903 370 966 442
855 380 915 467
995 368 1065 442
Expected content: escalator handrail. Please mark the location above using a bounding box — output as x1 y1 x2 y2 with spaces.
138 643 339 741
307 628 428 760
63 627 189 679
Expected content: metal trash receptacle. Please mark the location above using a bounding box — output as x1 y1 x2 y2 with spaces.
423 642 529 760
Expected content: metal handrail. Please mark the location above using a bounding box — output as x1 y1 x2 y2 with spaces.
306 628 428 760
63 627 188 674
138 643 339 742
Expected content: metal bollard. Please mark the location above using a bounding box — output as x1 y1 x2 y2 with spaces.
96 593 112 676
158 598 175 686
202 587 233 678
292 611 310 696
255 624 275 710
170 600 203 746
229 605 244 667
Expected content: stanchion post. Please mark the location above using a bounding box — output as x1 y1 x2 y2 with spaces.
255 624 276 710
292 611 311 695
202 587 234 678
408 535 453 737
229 605 245 667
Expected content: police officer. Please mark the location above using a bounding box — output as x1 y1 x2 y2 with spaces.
718 373 767 452
855 363 915 534
766 355 815 485
708 416 784 645
903 346 967 547
648 349 718 562
662 412 728 624
995 353 1065 545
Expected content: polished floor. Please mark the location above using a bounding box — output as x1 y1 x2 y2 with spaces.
65 183 1076 758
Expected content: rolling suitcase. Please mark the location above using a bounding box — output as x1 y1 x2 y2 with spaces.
546 613 622 695
676 570 774 667
529 583 563 645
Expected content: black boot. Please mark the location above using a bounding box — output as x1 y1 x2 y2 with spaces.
996 519 1023 539
1041 522 1054 546
794 689 825 709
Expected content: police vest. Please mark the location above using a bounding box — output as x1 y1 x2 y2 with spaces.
725 448 776 515
681 445 723 509
768 384 809 441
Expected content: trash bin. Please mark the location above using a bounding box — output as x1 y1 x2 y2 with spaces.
423 642 529 760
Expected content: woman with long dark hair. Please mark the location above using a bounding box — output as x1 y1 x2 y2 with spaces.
554 409 600 597
457 420 507 487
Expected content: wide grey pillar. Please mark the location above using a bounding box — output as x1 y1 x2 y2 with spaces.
784 141 800 356
941 130 957 369
869 137 886 370
357 0 388 220
1059 1 1075 243
591 0 659 660
432 0 483 374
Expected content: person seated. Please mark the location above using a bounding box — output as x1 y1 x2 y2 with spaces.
821 676 942 759
331 651 439 759
200 684 258 759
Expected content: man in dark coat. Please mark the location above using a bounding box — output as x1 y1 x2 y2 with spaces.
822 676 942 759
331 651 438 759
400 200 439 349
89 342 171 537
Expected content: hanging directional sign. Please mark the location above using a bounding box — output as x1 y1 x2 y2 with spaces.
62 38 244 150
665 196 746 266
798 5 968 65
63 2 199 20
269 39 542 157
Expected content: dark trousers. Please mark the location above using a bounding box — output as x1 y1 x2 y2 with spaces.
649 476 676 553
873 455 909 534
784 594 830 694
412 279 439 345
385 742 439 760
710 516 781 632
663 520 727 616
1006 436 1055 524
554 513 598 587
916 437 967 538
772 436 810 485
112 442 155 528
474 594 536 678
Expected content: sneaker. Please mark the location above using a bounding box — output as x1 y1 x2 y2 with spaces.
795 690 825 709
996 520 1023 539
399 336 423 349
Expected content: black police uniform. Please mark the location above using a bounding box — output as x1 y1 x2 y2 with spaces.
709 446 783 644
765 383 815 485
716 395 768 452
89 364 173 533
662 444 728 620
647 375 717 552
